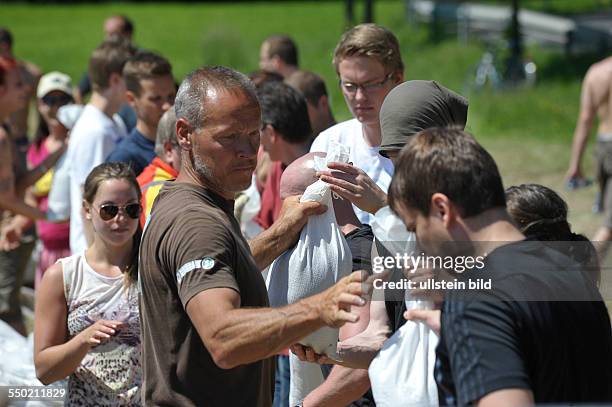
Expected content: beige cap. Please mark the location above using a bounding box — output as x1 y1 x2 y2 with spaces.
36 71 72 98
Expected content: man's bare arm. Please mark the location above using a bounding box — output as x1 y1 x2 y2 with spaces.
249 195 326 270
186 271 369 370
475 388 534 407
16 144 67 196
302 293 374 406
567 72 597 179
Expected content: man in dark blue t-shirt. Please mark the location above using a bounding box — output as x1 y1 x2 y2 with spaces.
106 50 175 175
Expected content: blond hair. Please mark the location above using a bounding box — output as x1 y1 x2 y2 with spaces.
333 23 404 75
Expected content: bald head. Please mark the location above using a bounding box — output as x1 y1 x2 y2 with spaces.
104 15 134 41
280 152 326 200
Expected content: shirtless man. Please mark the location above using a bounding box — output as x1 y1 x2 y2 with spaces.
0 27 42 148
566 56 612 257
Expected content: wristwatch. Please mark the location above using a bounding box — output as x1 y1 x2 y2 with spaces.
294 400 304 407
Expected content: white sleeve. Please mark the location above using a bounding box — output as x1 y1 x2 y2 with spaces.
73 132 115 186
47 153 71 221
309 130 329 153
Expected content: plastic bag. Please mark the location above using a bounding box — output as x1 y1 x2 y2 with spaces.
368 291 438 406
267 143 352 358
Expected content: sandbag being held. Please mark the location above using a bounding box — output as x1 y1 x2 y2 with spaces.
267 143 352 359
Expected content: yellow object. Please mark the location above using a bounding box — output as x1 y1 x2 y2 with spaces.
33 168 54 197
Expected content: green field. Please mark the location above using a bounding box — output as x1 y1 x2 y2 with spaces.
1 1 608 225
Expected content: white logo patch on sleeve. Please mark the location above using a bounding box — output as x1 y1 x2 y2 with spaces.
176 257 216 284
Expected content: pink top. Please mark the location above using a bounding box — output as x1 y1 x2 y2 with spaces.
27 139 70 250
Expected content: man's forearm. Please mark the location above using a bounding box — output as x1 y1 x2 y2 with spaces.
249 220 297 270
16 147 66 195
0 195 46 220
204 296 325 369
304 366 371 407
569 117 593 171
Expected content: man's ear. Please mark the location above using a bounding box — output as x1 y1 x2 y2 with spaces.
394 69 405 84
431 192 454 226
271 55 283 71
261 123 278 144
318 94 329 111
163 140 175 162
109 71 123 88
125 90 136 107
175 118 192 151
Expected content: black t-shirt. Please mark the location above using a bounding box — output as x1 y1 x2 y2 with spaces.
436 240 612 406
346 224 374 274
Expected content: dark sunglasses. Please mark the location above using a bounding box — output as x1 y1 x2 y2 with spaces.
42 94 73 107
97 203 142 221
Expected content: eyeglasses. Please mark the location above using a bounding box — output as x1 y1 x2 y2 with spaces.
340 73 394 95
42 94 73 107
97 203 142 221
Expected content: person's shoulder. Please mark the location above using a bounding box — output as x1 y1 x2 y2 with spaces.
106 137 135 161
320 119 360 137
585 57 612 82
70 106 106 137
153 184 229 225
311 119 360 152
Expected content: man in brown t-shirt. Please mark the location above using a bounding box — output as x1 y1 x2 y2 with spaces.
139 66 371 407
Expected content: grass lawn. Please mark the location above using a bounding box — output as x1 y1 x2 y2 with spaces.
3 1 612 295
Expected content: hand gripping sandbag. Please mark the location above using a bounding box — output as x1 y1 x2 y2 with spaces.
368 292 439 407
286 143 352 358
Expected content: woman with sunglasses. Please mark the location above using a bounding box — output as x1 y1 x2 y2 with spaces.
34 162 142 405
27 72 74 288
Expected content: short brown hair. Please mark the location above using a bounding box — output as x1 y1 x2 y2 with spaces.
388 127 506 218
123 51 173 96
263 35 298 67
285 70 328 106
89 38 135 91
333 23 404 75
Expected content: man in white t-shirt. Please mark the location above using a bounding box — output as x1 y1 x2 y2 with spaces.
66 39 135 253
310 23 404 225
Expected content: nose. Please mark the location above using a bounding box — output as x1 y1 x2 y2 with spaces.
162 101 172 112
354 86 368 102
236 134 259 159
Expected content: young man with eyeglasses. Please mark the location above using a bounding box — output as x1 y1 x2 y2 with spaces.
309 23 403 225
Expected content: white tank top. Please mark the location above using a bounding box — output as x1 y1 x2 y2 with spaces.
60 252 141 406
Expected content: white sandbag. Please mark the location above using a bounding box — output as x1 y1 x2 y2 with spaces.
288 353 324 407
267 143 352 358
368 293 439 407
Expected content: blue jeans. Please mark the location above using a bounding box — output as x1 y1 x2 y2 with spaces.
273 354 290 407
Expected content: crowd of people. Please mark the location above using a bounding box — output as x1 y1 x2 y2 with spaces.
0 13 611 407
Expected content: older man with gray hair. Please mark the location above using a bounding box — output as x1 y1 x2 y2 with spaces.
136 108 181 227
139 65 372 407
